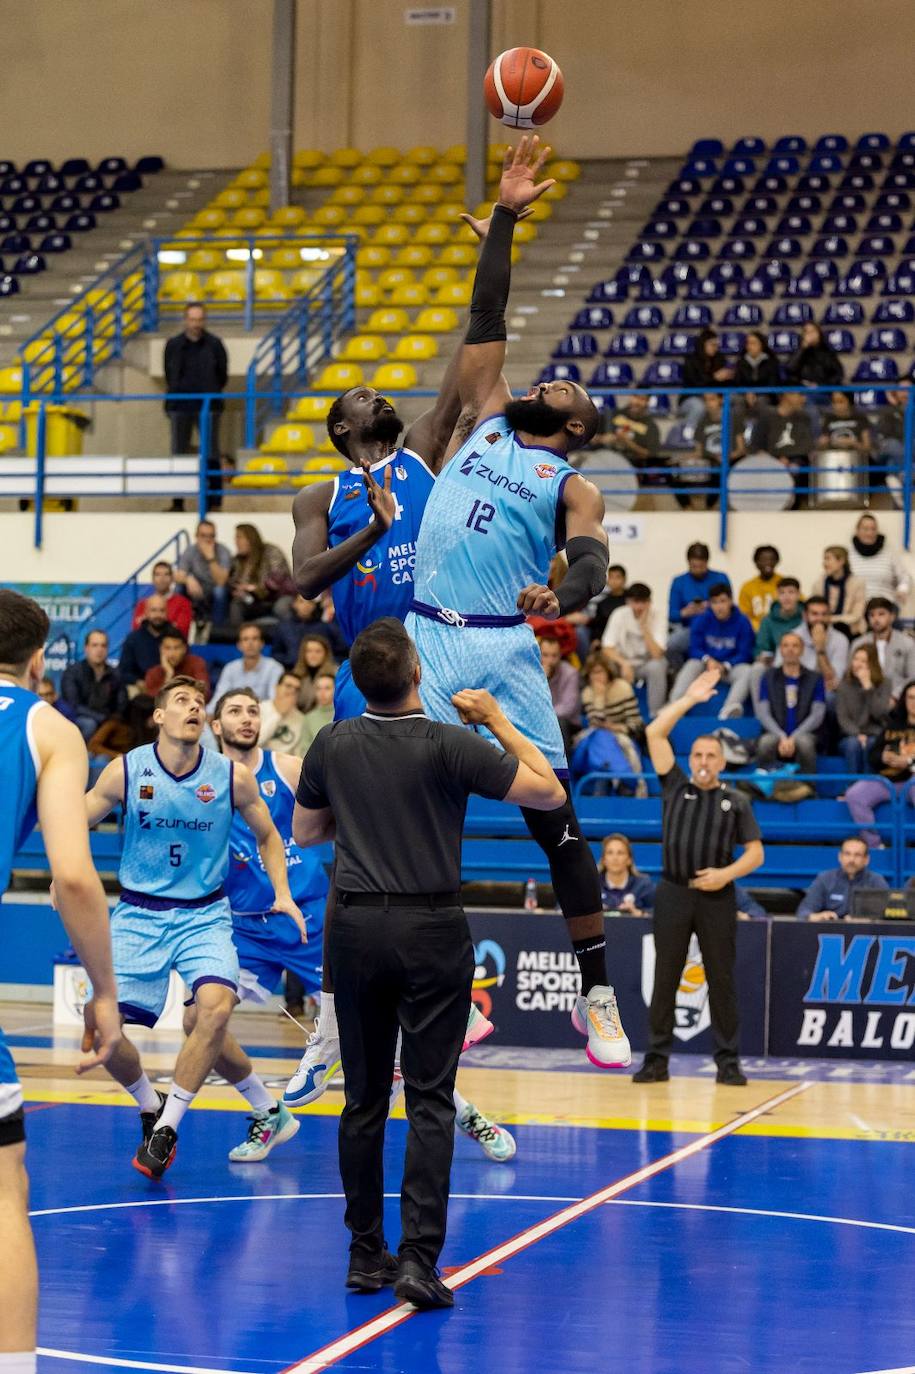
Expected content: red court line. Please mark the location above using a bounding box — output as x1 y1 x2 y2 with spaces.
24 1102 67 1115
280 1080 811 1374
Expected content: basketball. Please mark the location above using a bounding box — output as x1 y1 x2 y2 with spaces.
484 47 564 128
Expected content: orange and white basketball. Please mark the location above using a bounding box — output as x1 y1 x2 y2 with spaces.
484 47 564 129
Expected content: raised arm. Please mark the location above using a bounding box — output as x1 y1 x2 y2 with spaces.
517 474 609 619
232 762 306 939
451 688 565 810
645 666 721 775
85 755 126 827
291 467 395 598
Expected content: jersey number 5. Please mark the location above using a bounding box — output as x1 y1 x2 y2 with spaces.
466 499 495 534
169 844 183 868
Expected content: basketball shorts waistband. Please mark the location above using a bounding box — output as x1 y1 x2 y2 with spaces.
410 599 525 628
119 886 226 911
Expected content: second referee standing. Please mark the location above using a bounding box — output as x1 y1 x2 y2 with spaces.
633 667 764 1086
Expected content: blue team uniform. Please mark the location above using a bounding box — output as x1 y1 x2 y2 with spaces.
226 749 327 1001
0 684 46 1124
113 742 239 1026
405 414 576 772
327 448 434 719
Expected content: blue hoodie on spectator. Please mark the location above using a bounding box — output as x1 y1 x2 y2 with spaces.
688 605 755 665
668 568 732 627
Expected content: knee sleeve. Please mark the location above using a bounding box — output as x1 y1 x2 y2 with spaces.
521 789 602 921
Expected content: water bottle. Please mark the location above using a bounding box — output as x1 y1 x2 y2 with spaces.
524 878 538 912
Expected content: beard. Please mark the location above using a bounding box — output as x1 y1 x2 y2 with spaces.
215 723 257 753
504 396 569 439
359 407 403 446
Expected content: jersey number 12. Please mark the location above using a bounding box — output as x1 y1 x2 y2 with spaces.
466 499 495 534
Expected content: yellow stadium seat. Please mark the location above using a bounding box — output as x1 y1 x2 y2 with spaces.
442 144 467 164
186 248 223 272
351 165 382 187
431 201 464 223
313 205 347 228
231 207 267 230
392 335 437 362
355 281 381 307
272 205 309 228
338 335 386 363
291 169 309 188
311 166 345 188
369 186 405 206
526 200 553 221
378 267 416 292
0 424 18 454
330 148 363 168
288 396 332 422
393 245 433 269
50 311 84 337
250 188 271 208
260 423 314 454
414 306 459 333
192 208 227 230
0 366 24 393
206 270 246 301
1 400 22 421
352 205 386 227
513 219 538 243
372 224 411 247
405 146 438 166
392 204 427 225
433 280 472 307
159 270 201 301
370 362 418 391
294 149 325 169
386 284 429 308
366 307 412 333
22 336 53 364
232 456 288 488
291 455 349 486
549 159 581 182
235 168 267 190
357 245 391 269
414 222 451 245
254 269 290 301
270 246 304 269
316 362 364 391
414 185 444 205
289 268 322 294
252 152 271 169
329 185 366 206
213 188 248 209
366 147 402 167
439 243 475 267
488 142 511 162
389 163 422 186
421 265 458 291
542 180 569 201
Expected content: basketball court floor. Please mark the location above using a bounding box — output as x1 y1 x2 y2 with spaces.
7 1002 915 1374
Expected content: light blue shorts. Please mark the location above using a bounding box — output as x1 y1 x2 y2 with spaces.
404 612 569 773
111 894 239 1027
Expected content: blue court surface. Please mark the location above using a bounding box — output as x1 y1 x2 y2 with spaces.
20 1077 915 1374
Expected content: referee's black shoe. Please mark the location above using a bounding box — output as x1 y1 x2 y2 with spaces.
394 1259 454 1309
716 1060 748 1086
345 1249 399 1293
632 1054 670 1083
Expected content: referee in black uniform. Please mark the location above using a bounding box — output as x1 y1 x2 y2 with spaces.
633 666 764 1086
292 618 564 1309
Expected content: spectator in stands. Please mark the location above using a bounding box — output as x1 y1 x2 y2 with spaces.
817 392 872 491
735 887 767 920
754 577 804 660
851 598 915 701
667 542 731 672
796 596 849 697
257 671 310 755
273 593 348 670
738 545 783 630
671 584 754 720
37 675 76 722
873 390 907 475
174 519 232 631
680 329 734 430
300 671 336 753
601 582 669 717
796 836 889 920
785 322 843 392
733 331 781 391
117 594 176 689
293 633 338 711
810 545 867 639
570 563 627 656
163 302 228 511
577 650 644 780
846 680 915 848
142 627 211 701
228 523 296 630
598 833 655 916
591 393 662 483
132 560 193 640
835 644 892 774
59 630 125 741
540 635 581 757
755 631 825 774
848 514 912 605
678 393 743 510
748 392 815 494
213 623 283 702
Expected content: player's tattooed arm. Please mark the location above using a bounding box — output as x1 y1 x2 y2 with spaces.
291 475 392 598
233 762 307 940
84 755 127 827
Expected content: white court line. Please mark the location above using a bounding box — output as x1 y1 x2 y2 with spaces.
280 1080 812 1374
30 1191 579 1219
35 1350 245 1373
607 1197 915 1238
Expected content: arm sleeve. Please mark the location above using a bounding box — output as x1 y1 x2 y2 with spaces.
440 727 520 801
797 873 826 919
296 729 330 808
464 205 516 345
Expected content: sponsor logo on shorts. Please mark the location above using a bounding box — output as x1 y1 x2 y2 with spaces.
534 462 557 479
139 784 154 800
196 783 216 805
261 780 276 798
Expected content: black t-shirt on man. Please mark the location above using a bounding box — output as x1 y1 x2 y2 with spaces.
296 710 519 894
659 763 760 886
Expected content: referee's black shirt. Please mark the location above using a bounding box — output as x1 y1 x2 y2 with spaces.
296 709 519 894
659 763 760 886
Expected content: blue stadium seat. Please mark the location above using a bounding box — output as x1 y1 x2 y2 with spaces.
23 159 53 178
841 171 874 191
785 274 823 298
50 192 80 213
687 217 722 238
0 160 15 176
11 195 40 215
814 134 849 153
872 299 914 323
773 301 813 325
770 329 800 353
36 174 63 193
667 177 701 197
874 190 911 211
687 277 727 300
64 212 96 232
654 197 691 219
0 215 15 234
885 171 915 189
825 328 855 353
849 152 884 173
25 212 55 233
661 263 698 287
863 327 907 353
857 132 890 151
810 258 839 281
571 307 614 330
854 388 888 409
638 278 678 302
588 279 627 303
616 264 651 286
734 275 773 300
135 155 165 175
0 274 19 297
754 174 788 194
97 156 128 175
605 332 649 358
60 157 90 178
113 171 143 193
857 234 895 257
674 241 710 261
883 269 915 295
721 157 756 178
853 259 887 281
665 422 696 450
684 158 719 180
590 361 633 388
733 136 766 156
773 135 807 154
831 191 866 213
759 259 791 283
866 211 903 234
536 363 581 384
891 151 915 173
711 175 744 195
0 176 26 193
672 303 711 327
719 237 756 259
657 331 693 356
0 233 29 254
722 302 763 326
39 232 71 254
796 173 832 193
786 193 822 214
834 273 874 298
89 192 119 213
853 357 898 382
643 359 683 386
553 334 599 359
812 234 848 258
13 252 45 275
699 195 734 216
776 214 812 236
718 330 745 354
822 301 864 325
708 261 745 284
809 154 844 175
743 194 778 215
690 138 725 158
624 305 663 329
895 132 915 149
642 219 678 240
764 236 802 259
74 172 105 192
731 216 767 237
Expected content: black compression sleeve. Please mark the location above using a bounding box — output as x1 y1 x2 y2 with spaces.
464 204 518 346
555 536 609 615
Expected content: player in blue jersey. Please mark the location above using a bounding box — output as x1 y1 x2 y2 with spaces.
0 590 120 1374
83 674 304 1179
405 136 631 1071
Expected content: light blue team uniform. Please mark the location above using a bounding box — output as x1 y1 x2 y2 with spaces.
226 749 327 1001
405 414 576 772
113 742 239 1027
327 448 435 720
0 684 45 1123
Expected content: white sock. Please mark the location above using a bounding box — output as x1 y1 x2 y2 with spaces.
234 1071 274 1113
157 1083 196 1133
319 991 338 1039
452 1087 468 1117
0 1354 37 1372
126 1072 160 1114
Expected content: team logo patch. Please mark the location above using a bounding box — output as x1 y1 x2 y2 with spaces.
534 462 557 479
139 784 154 800
721 798 732 812
485 432 501 445
395 465 407 480
261 780 276 798
344 489 362 501
195 783 216 805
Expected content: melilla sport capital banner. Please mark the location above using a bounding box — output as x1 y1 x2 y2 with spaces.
2 582 133 680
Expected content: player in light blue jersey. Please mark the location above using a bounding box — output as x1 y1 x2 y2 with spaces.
0 590 119 1373
405 137 631 1071
84 674 304 1179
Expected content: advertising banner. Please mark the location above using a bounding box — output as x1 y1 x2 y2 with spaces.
1 582 136 680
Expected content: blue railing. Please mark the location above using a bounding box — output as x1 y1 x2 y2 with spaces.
89 530 190 653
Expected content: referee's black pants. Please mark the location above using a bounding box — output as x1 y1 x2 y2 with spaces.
647 879 740 1064
328 900 474 1271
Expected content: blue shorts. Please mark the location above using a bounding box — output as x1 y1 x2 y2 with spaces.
111 895 239 1028
404 612 569 773
0 1025 22 1126
333 658 366 721
232 907 324 1003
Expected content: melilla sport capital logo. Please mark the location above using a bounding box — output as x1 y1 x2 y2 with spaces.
471 939 506 1020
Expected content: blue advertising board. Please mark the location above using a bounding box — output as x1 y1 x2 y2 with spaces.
0 582 140 680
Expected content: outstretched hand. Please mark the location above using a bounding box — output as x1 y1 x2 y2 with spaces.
684 666 722 704
496 134 556 215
